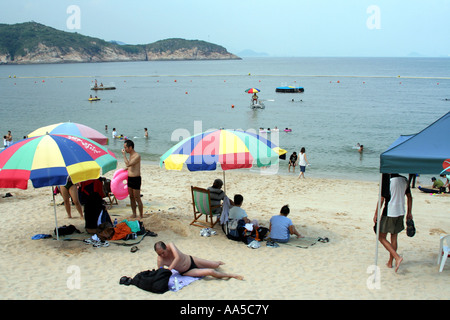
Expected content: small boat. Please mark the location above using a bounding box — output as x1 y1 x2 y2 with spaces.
91 86 116 91
250 99 265 109
88 97 101 101
284 128 292 132
276 86 304 93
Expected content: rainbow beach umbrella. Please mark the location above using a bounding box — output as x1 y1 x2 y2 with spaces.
0 134 117 190
0 134 117 239
28 122 108 145
160 129 286 172
245 88 260 94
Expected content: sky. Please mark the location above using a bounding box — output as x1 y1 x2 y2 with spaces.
1 0 449 57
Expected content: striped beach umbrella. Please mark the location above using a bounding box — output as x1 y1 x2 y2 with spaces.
28 122 108 145
160 129 286 172
0 134 117 190
245 88 260 94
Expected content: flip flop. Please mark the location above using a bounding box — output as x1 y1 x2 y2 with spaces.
406 219 416 237
145 230 157 237
130 246 139 253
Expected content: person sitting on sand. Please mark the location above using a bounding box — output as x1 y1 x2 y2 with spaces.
431 177 444 191
154 241 244 280
229 194 258 226
269 205 303 243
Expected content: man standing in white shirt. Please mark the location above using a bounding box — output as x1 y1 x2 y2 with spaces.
374 174 413 272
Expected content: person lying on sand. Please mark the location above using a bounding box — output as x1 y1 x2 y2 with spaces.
154 241 244 280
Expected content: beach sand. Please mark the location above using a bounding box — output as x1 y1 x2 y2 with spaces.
0 164 449 300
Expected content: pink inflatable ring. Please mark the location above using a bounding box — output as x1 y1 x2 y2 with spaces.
111 168 128 200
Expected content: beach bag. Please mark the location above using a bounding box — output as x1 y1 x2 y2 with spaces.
130 268 172 294
96 222 115 241
223 219 247 242
54 225 80 236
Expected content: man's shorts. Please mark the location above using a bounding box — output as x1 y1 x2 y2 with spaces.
128 176 141 190
379 215 404 234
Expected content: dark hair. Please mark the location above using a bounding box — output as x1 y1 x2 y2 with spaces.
212 179 223 189
280 205 290 215
124 139 134 149
234 194 243 206
300 147 305 153
154 241 166 251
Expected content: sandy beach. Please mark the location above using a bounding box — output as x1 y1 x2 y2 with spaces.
0 163 448 300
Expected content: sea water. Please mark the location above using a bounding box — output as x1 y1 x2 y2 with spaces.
0 57 449 181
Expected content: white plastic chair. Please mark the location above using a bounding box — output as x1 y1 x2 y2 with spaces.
437 235 450 272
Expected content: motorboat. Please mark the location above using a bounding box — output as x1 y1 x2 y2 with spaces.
276 86 304 93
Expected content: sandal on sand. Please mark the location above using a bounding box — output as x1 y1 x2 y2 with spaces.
318 237 329 243
145 230 157 237
130 246 139 253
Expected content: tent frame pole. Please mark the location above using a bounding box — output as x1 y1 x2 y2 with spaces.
374 173 383 283
52 186 60 240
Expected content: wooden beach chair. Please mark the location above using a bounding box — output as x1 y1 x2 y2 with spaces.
190 186 221 228
102 178 118 209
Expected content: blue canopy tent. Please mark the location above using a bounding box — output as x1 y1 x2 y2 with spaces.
380 111 450 174
373 111 450 280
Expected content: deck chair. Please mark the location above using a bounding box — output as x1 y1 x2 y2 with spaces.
101 178 118 209
438 235 450 272
190 186 222 228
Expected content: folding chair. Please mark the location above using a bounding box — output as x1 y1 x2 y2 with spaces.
102 178 118 209
190 186 221 228
438 235 450 272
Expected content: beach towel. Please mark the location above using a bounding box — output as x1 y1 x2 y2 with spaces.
31 234 52 240
278 237 320 248
123 219 141 233
110 222 132 241
168 269 202 292
220 196 231 225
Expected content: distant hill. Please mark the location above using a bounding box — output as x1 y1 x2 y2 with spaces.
0 22 241 64
238 49 270 57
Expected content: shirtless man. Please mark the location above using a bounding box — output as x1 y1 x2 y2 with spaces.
154 241 244 280
122 139 143 219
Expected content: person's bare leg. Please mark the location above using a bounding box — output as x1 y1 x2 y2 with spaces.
68 185 83 218
185 268 243 280
128 187 137 218
60 186 72 218
192 256 225 269
133 188 143 219
379 232 402 272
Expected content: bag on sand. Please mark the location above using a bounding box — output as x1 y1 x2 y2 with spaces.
128 268 172 294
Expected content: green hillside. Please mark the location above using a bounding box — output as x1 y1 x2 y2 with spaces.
0 22 237 62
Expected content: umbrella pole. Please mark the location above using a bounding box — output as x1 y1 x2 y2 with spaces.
223 170 226 194
52 186 60 240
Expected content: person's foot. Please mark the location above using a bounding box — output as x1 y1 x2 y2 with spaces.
395 257 403 272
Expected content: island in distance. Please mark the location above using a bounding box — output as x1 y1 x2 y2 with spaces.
0 22 241 64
